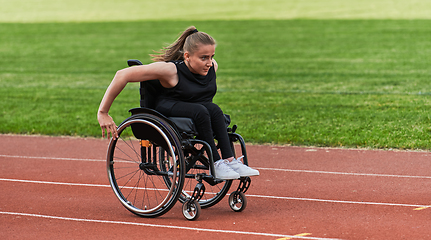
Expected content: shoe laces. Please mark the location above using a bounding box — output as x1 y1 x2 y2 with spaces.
230 156 244 164
215 159 235 171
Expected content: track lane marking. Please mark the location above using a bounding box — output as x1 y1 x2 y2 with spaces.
246 193 428 208
1 178 429 209
0 211 340 240
256 167 431 179
0 154 105 162
0 178 111 188
2 154 431 180
278 233 312 239
413 206 431 211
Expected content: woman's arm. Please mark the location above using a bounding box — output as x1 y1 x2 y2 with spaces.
97 62 177 139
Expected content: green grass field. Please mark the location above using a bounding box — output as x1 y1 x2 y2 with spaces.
1 1 431 149
2 0 431 22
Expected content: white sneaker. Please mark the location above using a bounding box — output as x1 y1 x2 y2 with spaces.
228 156 260 177
214 159 240 180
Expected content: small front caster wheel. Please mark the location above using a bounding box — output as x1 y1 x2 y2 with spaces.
228 191 247 212
182 199 201 221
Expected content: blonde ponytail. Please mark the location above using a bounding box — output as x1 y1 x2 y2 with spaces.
151 26 216 62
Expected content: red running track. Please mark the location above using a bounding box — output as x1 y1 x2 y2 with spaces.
1 134 431 239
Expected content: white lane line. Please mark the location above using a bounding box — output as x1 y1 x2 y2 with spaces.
0 154 105 162
0 211 341 240
256 167 431 179
2 154 431 180
1 178 428 209
0 178 110 188
247 194 428 208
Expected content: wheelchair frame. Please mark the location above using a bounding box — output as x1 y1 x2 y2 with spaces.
106 59 252 220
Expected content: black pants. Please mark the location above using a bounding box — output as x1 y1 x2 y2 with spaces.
156 100 233 161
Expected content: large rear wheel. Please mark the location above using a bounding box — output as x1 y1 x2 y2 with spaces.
107 116 185 217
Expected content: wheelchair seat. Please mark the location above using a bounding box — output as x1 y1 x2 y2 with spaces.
169 117 197 134
129 106 198 135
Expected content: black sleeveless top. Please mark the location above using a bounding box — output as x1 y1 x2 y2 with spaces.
156 60 217 108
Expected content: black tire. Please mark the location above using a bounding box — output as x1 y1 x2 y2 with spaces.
107 115 185 218
182 199 201 221
228 191 247 212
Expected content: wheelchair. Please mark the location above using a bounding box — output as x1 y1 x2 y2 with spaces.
106 59 253 221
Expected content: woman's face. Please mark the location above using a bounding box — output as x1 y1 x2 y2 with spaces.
184 44 215 76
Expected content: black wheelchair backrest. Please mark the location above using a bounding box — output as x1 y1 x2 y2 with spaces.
127 59 164 109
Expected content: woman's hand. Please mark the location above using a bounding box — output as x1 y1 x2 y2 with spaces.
97 111 118 139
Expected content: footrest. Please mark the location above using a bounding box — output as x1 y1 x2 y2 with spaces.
236 177 251 194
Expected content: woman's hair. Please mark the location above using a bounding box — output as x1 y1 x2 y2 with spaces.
151 26 216 62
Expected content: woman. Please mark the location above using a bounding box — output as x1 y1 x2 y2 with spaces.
97 26 259 180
